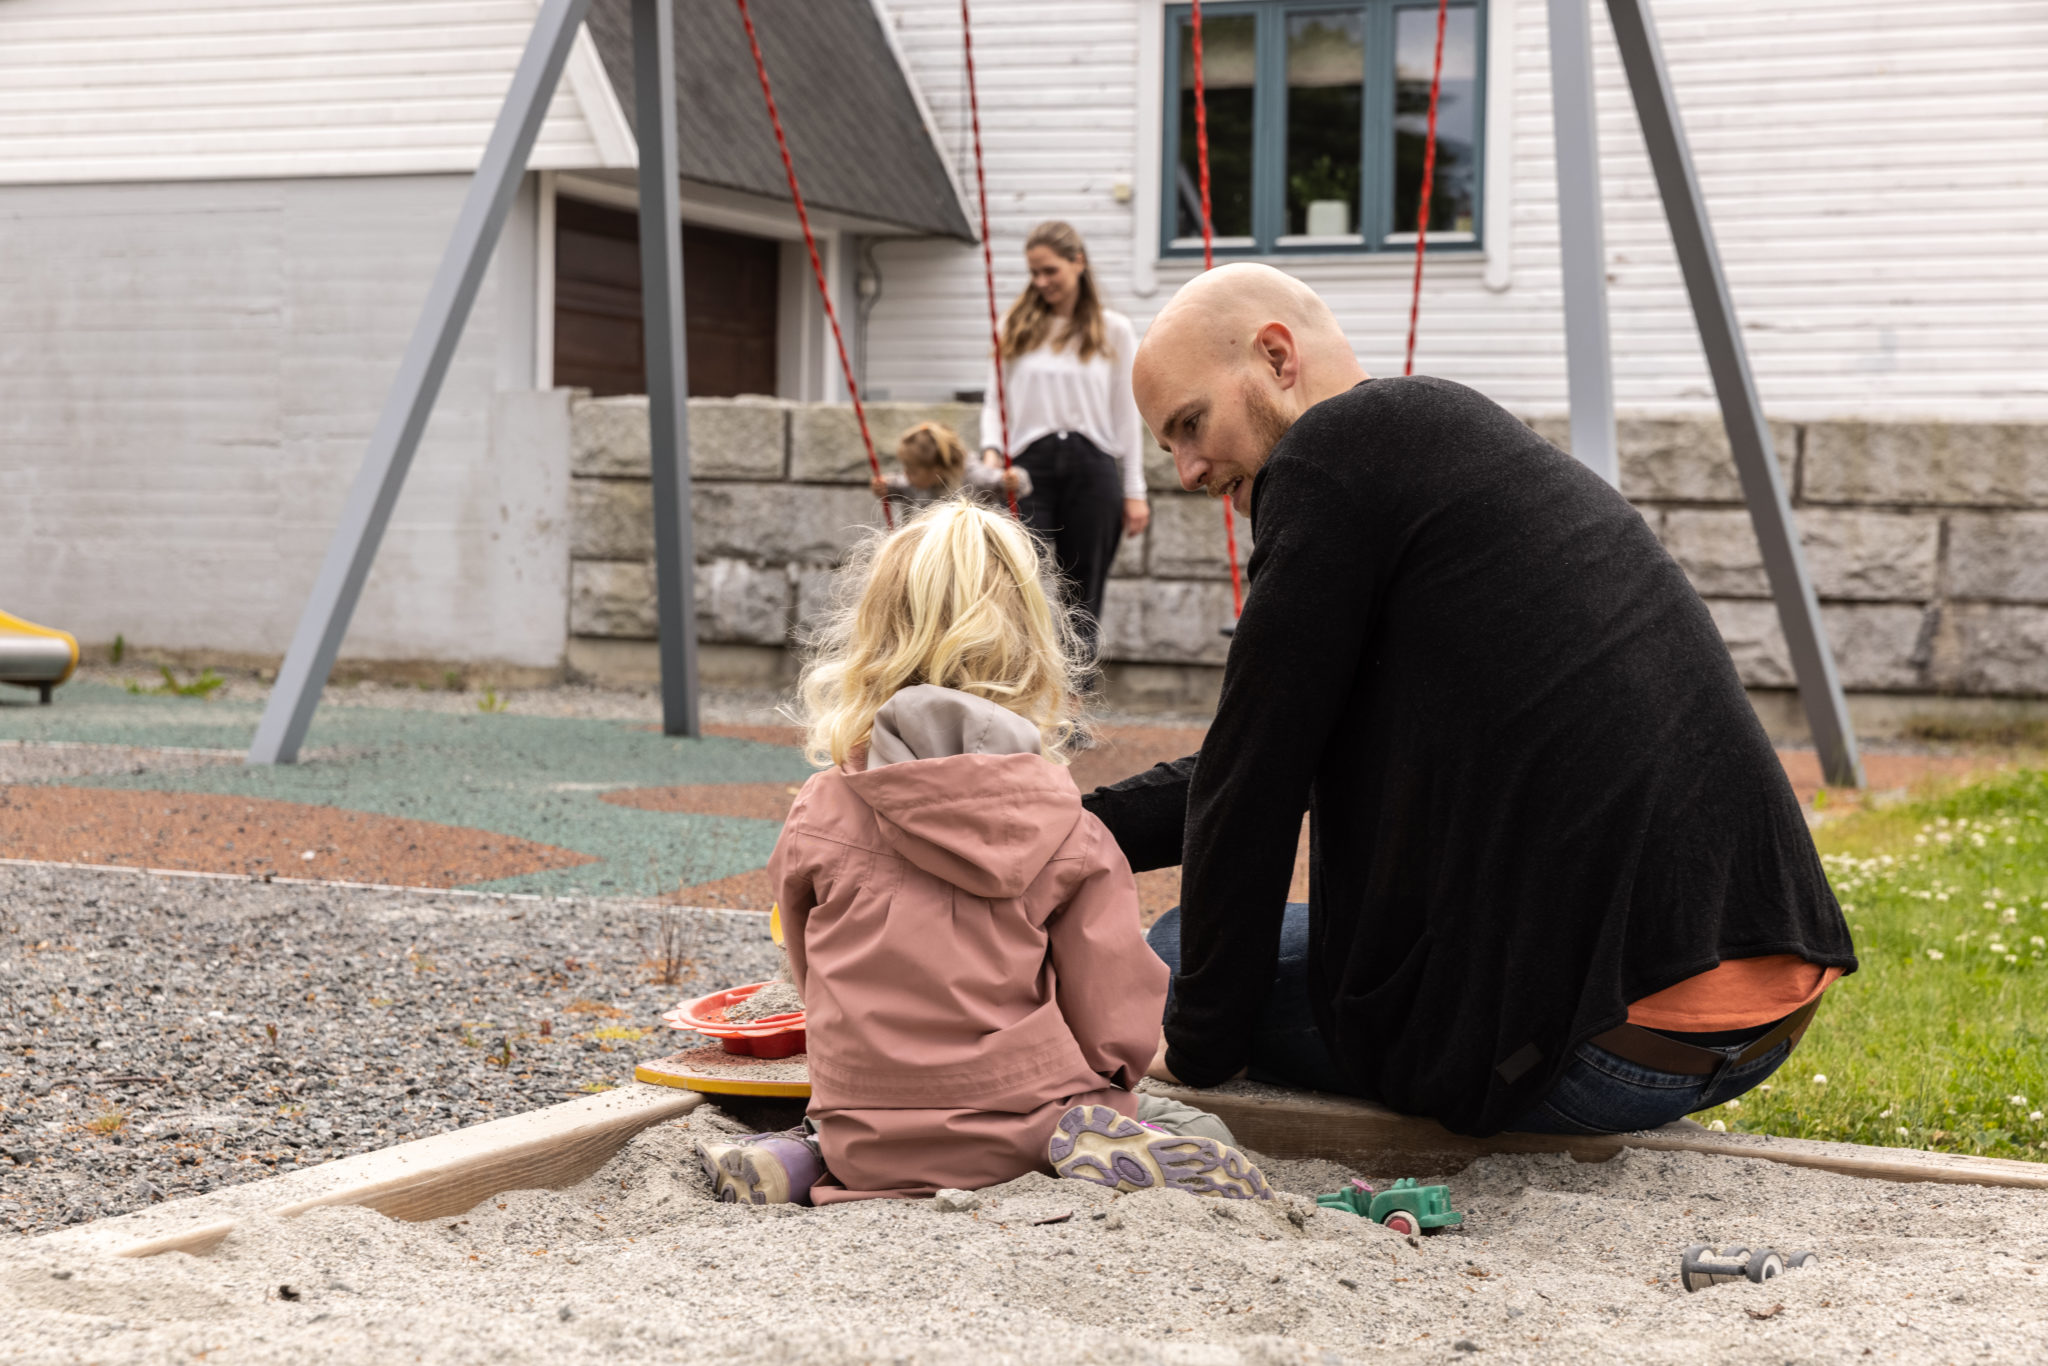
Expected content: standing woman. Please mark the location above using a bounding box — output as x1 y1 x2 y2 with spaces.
984 221 1149 669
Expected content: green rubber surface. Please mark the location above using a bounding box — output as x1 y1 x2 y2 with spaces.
0 684 814 897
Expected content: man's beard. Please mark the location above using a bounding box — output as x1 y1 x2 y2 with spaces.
1209 381 1296 500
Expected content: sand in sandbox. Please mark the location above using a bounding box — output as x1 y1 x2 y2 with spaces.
9 1099 2047 1365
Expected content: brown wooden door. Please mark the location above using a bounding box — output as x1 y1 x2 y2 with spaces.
552 196 780 398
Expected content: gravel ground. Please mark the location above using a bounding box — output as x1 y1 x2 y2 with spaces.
0 741 237 785
0 863 777 1237
57 666 1224 732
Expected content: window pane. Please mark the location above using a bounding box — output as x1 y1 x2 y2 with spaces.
1285 11 1365 237
1393 4 1479 235
1177 14 1257 239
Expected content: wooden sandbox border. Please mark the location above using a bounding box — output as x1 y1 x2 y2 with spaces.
37 1084 703 1261
1150 1083 2048 1190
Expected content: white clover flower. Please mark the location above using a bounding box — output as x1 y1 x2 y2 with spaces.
1725 1099 1741 1110
1985 900 2000 910
1879 1108 1892 1118
1896 1126 1910 1136
1926 949 1945 960
1936 892 1950 901
1707 1120 1727 1132
2011 1095 2029 1108
2033 936 2046 948
2003 908 2020 923
1990 943 2009 955
1914 835 1928 845
2034 1112 2045 1122
2008 955 2020 965
1812 1074 1829 1085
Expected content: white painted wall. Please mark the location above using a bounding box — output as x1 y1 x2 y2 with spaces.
0 174 571 668
866 0 2048 420
0 0 631 185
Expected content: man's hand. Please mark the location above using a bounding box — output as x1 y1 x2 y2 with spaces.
870 475 889 499
1001 467 1025 495
1146 1031 1180 1084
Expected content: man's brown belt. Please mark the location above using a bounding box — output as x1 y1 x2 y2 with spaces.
1588 997 1821 1079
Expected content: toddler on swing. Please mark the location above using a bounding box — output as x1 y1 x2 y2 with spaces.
695 499 1269 1205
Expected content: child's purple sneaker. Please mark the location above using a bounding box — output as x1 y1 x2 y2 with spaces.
696 1127 824 1206
1047 1104 1273 1201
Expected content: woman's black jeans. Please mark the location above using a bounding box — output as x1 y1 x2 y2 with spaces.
1014 431 1125 665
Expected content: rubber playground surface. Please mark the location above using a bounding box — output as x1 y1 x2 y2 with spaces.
0 682 1997 913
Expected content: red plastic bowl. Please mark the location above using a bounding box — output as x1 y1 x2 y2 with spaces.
662 981 807 1057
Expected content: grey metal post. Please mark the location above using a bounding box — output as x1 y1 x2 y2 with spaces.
247 0 591 765
1545 0 1618 486
1605 0 1864 787
634 0 701 737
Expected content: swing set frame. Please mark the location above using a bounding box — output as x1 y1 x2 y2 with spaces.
248 0 1862 789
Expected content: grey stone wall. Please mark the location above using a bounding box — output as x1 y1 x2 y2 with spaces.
567 395 2048 698
1529 417 2048 696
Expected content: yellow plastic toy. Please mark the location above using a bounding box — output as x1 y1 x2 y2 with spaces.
0 610 78 704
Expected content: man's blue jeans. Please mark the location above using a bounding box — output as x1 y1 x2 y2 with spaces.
1146 903 1792 1134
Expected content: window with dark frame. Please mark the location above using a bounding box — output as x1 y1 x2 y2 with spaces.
1164 1 1484 258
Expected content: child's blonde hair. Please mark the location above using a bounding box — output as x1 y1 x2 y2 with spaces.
798 499 1085 769
896 422 968 481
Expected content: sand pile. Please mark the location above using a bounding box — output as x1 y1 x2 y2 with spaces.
725 980 804 1023
4 1102 2045 1364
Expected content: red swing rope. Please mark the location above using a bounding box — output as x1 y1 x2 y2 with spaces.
1189 0 1246 620
1190 0 1446 617
1404 0 1451 375
734 0 892 527
960 0 1019 517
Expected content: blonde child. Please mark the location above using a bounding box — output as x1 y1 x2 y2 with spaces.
695 501 1268 1205
871 421 1030 515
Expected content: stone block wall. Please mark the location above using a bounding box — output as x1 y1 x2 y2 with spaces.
1529 417 2048 697
567 395 2048 700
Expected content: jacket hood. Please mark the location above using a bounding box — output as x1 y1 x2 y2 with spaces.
840 686 1080 898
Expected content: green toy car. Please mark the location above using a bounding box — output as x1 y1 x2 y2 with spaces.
1315 1177 1463 1235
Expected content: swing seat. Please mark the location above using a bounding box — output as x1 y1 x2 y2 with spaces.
0 610 78 704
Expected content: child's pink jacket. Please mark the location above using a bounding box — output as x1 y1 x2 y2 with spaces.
769 688 1167 1202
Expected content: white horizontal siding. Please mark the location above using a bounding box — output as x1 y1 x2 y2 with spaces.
867 0 2048 421
0 175 568 666
0 0 620 184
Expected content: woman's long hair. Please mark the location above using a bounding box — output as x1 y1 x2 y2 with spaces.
999 221 1109 363
796 499 1088 769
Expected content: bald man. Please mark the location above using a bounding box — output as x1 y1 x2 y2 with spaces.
1081 264 1854 1137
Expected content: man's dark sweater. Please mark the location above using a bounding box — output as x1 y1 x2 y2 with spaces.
1082 377 1854 1136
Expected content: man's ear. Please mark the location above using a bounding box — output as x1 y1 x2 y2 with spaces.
1251 322 1300 388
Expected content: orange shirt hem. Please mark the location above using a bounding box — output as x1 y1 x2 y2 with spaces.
1626 954 1843 1033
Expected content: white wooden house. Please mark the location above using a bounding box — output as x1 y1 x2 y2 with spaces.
0 0 966 669
4 0 2046 693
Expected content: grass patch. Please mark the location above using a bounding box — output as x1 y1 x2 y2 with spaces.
1697 767 2048 1160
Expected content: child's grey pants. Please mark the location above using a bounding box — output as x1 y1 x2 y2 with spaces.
1135 1094 1236 1146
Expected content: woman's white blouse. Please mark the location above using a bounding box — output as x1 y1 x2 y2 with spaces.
981 309 1147 501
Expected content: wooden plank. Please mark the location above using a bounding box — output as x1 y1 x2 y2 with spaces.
39 1084 702 1261
1151 1082 2048 1190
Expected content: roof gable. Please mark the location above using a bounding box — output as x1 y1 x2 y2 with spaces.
585 0 972 240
